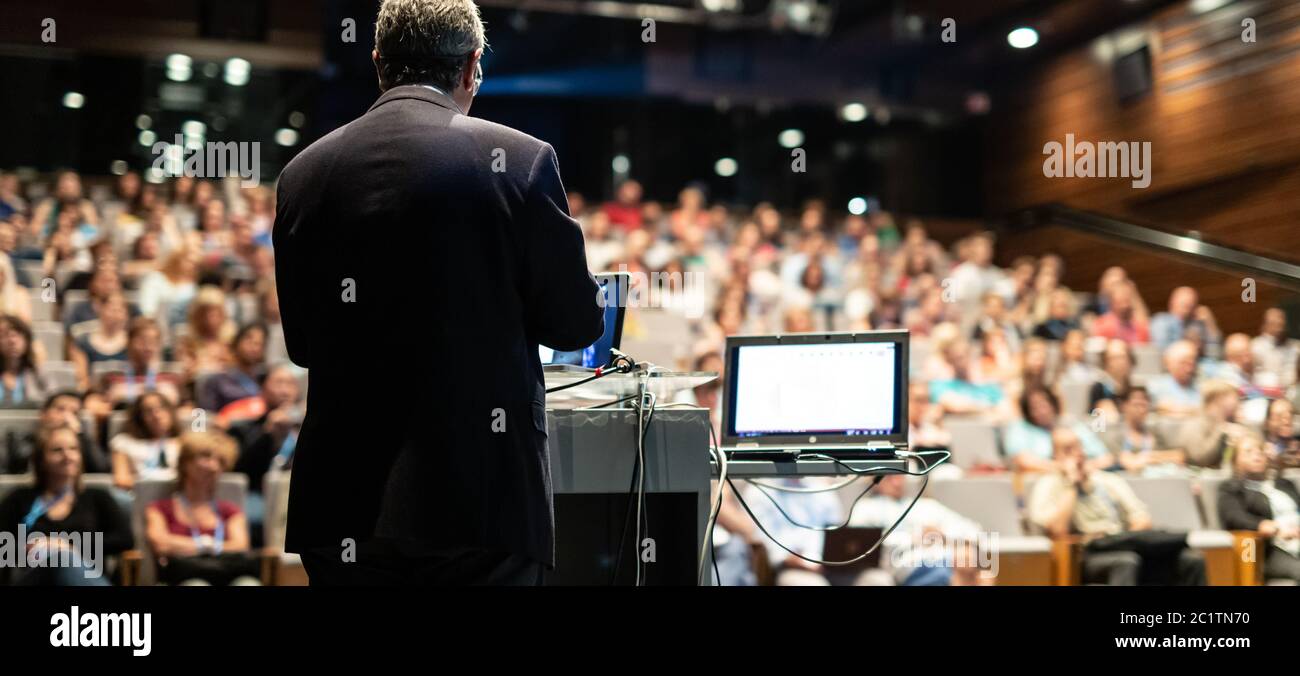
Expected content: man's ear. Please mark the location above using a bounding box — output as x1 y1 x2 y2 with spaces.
372 49 385 91
462 48 482 92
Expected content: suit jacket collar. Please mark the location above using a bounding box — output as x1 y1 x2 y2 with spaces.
368 84 461 114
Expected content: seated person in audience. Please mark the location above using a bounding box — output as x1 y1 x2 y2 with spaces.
197 322 267 413
1103 387 1186 477
1091 281 1149 345
1213 332 1276 399
176 285 235 377
908 381 951 451
1175 379 1251 469
929 339 1006 418
109 391 181 490
144 431 257 586
68 292 130 391
1253 307 1299 389
1217 436 1300 582
1262 398 1300 468
62 264 134 330
228 364 302 543
0 423 132 585
1089 339 1134 419
1145 340 1203 418
746 478 842 586
101 317 182 407
1029 427 1205 585
1031 287 1078 342
1004 387 1111 473
4 390 106 475
1056 329 1099 384
971 291 1023 354
0 256 31 323
0 314 46 408
1150 286 1220 354
850 474 986 586
136 249 199 327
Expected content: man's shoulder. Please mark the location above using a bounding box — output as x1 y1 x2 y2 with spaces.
280 123 354 184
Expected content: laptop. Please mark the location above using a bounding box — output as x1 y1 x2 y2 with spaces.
539 271 629 370
720 330 910 459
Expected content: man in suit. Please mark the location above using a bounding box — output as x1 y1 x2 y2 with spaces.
273 0 604 585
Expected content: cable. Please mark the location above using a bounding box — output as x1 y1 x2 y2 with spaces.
727 449 949 568
743 474 883 532
609 382 655 585
698 422 727 584
747 475 862 493
545 351 637 394
634 387 656 586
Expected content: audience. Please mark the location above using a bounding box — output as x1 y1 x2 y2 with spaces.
2 167 1299 587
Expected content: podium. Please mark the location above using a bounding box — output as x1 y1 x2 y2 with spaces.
543 367 913 585
544 367 714 586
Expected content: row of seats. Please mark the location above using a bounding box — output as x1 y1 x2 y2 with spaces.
838 472 1300 585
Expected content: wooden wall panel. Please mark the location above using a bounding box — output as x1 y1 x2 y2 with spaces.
986 0 1300 266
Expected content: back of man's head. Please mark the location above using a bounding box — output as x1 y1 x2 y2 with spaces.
374 0 486 92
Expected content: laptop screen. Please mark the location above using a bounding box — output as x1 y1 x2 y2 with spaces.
539 272 627 369
724 334 906 444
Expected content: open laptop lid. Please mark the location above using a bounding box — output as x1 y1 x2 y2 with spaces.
721 330 909 449
539 271 629 369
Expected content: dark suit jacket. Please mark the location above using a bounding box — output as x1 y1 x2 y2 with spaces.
1217 477 1300 531
273 85 603 565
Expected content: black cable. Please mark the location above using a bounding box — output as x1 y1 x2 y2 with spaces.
725 450 947 568
610 392 655 585
545 354 636 394
744 474 883 532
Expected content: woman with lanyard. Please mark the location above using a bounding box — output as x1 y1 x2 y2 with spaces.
144 430 257 585
109 391 182 491
0 423 133 585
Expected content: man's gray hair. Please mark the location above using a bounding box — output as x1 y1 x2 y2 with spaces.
374 0 487 91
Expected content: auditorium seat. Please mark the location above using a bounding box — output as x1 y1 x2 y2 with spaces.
28 288 55 322
42 361 78 391
261 471 307 585
1122 476 1236 584
927 476 1053 585
1132 344 1162 377
32 322 65 361
942 416 1004 470
1058 380 1093 419
60 289 89 323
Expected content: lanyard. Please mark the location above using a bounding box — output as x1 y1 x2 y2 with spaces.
24 487 72 529
1 373 25 404
273 432 298 470
145 440 169 470
178 494 224 555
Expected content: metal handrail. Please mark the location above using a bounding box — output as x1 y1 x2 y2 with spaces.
1005 204 1300 291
